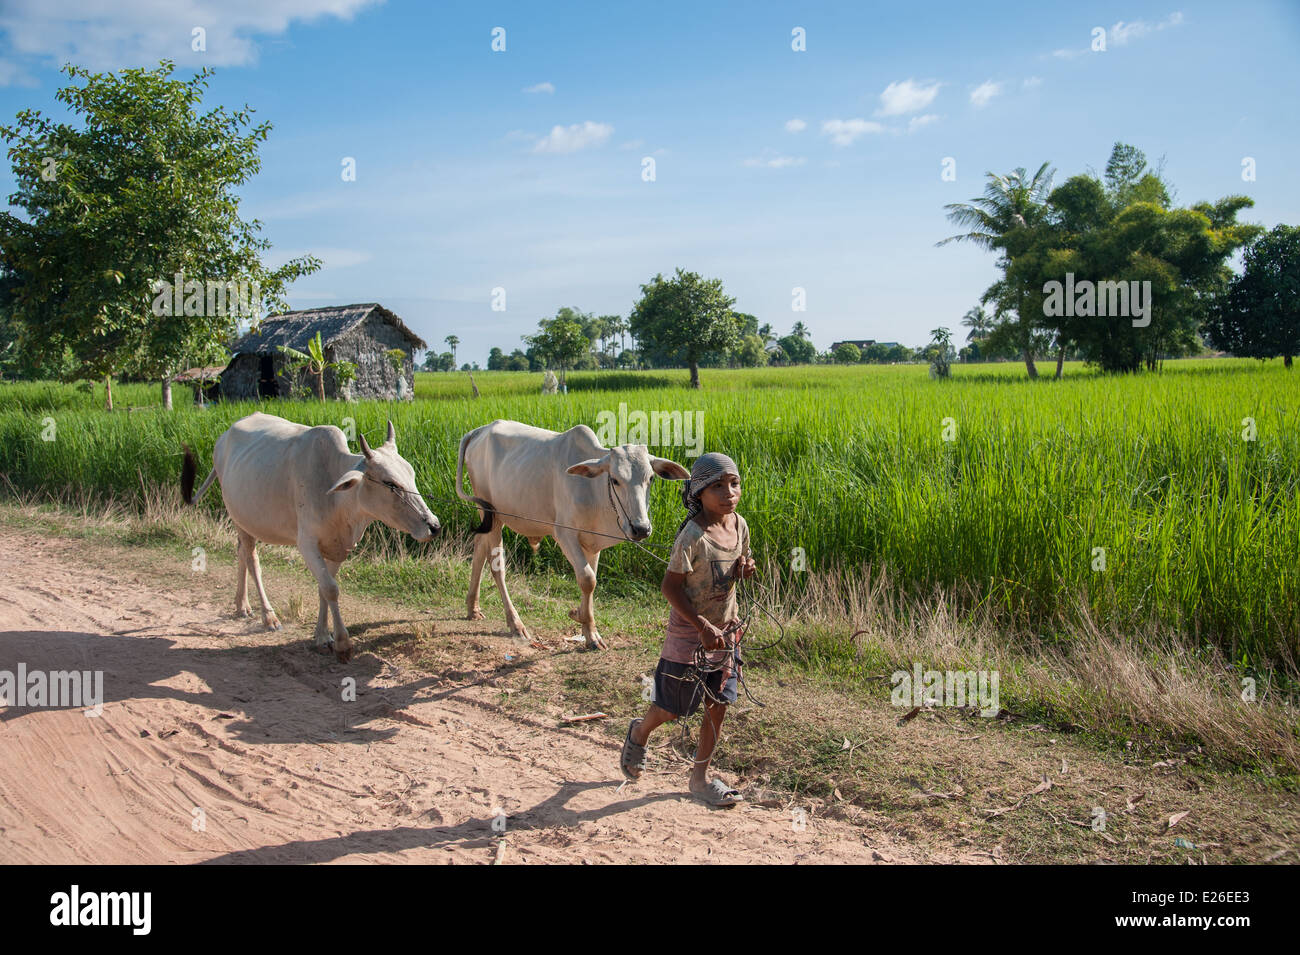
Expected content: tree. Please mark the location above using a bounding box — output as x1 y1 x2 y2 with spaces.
735 334 769 367
629 267 738 388
777 332 816 364
938 162 1056 378
444 335 459 369
833 342 861 364
961 305 992 343
927 327 954 378
278 331 353 402
1043 143 1259 373
525 312 589 387
487 346 505 370
1206 224 1300 368
0 61 318 407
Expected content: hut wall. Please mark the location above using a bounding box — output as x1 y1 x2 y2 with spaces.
326 314 416 400
219 354 261 400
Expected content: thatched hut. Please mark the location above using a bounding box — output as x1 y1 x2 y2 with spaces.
219 304 426 401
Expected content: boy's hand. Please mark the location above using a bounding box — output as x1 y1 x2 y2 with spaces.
733 556 756 579
698 620 726 651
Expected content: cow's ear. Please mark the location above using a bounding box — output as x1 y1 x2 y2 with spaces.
384 419 396 447
650 457 691 481
566 457 608 478
328 470 364 494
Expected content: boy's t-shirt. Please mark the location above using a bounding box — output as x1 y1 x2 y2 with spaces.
661 513 750 665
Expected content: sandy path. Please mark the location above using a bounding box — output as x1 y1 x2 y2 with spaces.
0 528 929 864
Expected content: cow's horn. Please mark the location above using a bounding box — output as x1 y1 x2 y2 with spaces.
385 419 396 446
359 433 374 459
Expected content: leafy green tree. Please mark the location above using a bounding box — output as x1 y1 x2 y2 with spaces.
777 332 816 364
938 162 1056 378
629 268 738 388
487 346 505 370
0 61 318 407
734 333 769 367
1206 224 1300 368
833 342 861 363
444 335 459 368
278 331 350 402
525 312 589 386
1043 143 1259 373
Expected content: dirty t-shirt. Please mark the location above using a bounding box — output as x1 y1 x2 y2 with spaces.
661 513 751 666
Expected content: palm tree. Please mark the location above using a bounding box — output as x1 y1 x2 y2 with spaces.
445 335 459 370
937 162 1055 378
961 306 992 342
791 320 811 340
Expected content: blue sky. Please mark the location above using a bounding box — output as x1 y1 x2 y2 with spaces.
2 0 1298 364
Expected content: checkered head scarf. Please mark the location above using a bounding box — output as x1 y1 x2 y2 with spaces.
675 452 741 537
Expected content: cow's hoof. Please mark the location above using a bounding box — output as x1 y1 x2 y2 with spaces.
236 607 252 619
510 625 531 641
467 608 486 621
263 613 282 631
584 634 608 651
335 645 353 664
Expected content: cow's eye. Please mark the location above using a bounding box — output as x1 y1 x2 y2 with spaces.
610 478 619 486
385 481 398 490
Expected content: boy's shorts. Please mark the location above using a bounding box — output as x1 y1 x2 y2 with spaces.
652 651 739 718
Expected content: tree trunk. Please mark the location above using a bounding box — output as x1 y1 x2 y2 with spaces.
689 359 700 389
1285 354 1293 369
315 370 325 402
161 376 173 410
104 374 114 411
1054 344 1065 379
1024 350 1038 379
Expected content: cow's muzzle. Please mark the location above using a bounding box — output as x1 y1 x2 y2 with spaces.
629 522 651 541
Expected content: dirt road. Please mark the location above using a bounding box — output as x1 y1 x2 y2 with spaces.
0 527 936 864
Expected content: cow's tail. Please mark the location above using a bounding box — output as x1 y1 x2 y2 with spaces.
181 444 217 506
456 427 494 534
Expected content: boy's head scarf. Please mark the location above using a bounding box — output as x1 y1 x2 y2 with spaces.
676 452 741 536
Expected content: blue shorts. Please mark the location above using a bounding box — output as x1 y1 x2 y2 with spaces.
652 651 739 717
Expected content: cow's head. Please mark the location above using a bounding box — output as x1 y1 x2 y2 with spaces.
566 446 690 541
329 420 441 541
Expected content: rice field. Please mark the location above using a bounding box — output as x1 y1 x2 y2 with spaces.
1 358 1297 671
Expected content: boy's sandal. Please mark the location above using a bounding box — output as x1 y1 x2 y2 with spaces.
693 777 744 807
620 719 647 780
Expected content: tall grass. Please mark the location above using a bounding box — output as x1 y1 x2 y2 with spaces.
1 359 1296 670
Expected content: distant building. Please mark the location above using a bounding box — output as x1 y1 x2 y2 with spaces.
219 303 426 401
831 339 875 351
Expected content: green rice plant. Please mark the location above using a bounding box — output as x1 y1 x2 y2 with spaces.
1 358 1296 670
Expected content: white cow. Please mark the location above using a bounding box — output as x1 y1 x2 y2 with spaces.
182 412 440 662
456 419 690 649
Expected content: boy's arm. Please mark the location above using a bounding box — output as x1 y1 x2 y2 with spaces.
662 571 726 648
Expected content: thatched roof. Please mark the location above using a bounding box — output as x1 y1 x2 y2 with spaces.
172 365 225 383
227 303 426 355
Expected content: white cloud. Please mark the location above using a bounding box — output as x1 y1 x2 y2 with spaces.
875 79 942 117
618 139 645 150
532 121 614 154
784 118 807 133
1049 12 1184 58
969 80 1003 108
0 0 380 77
522 82 554 94
907 114 940 132
820 118 885 146
743 155 805 168
1111 11 1184 45
1023 76 1042 89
